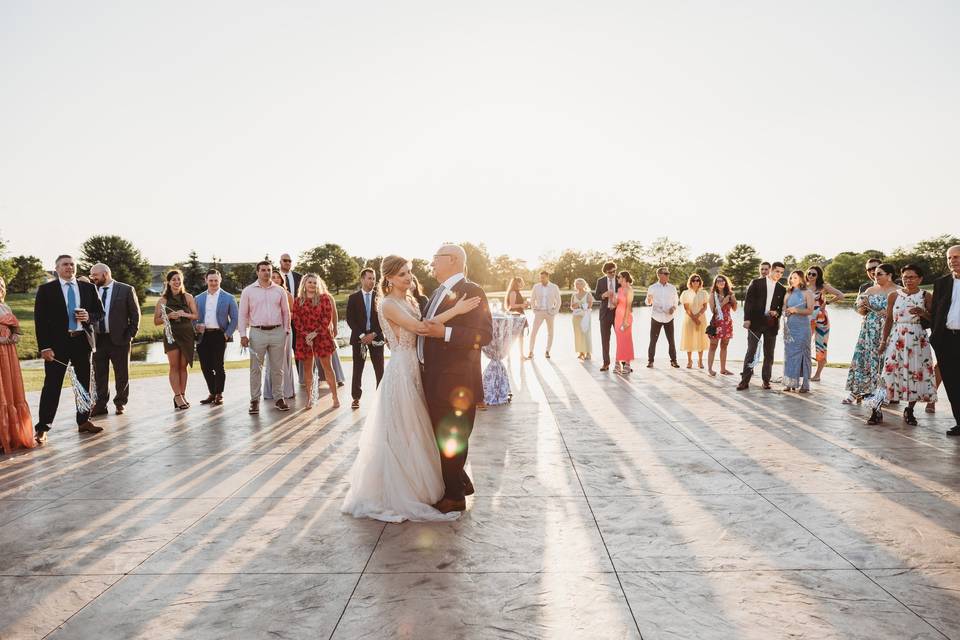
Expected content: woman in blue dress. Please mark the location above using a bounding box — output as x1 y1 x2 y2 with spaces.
782 270 815 393
843 264 898 404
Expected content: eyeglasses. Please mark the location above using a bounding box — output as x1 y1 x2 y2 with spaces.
281 259 292 263
691 278 701 282
806 272 817 277
866 267 877 272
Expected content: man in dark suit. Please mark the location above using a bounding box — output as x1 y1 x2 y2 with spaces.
34 254 106 443
419 244 493 513
346 268 385 409
930 245 960 436
594 260 619 371
89 263 140 416
737 261 786 390
279 253 304 383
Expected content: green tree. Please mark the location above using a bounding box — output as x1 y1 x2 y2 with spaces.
723 244 761 293
298 243 360 292
489 254 529 290
228 263 258 291
645 237 689 273
175 250 207 294
903 235 960 279
782 255 798 274
801 253 830 268
78 234 151 298
461 242 492 286
612 241 653 285
693 252 724 273
0 234 17 285
824 252 873 291
411 258 438 293
7 255 46 292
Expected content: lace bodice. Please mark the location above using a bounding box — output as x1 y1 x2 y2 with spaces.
379 297 421 351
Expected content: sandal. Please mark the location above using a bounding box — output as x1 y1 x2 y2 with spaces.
866 409 883 425
903 407 918 426
925 402 936 414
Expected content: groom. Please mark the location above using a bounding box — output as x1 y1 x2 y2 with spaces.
419 244 493 513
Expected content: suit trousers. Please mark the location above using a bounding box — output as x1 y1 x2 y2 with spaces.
197 330 227 395
351 342 384 400
93 334 131 408
529 311 556 352
648 319 677 363
599 311 615 366
933 332 960 425
427 383 477 502
38 335 93 429
248 328 286 401
740 326 778 385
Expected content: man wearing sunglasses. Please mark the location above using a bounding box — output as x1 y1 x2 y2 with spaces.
645 267 680 368
595 261 619 371
858 258 882 295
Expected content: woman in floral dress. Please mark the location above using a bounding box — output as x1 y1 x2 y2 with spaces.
292 274 339 409
706 274 737 377
868 264 936 426
844 264 897 404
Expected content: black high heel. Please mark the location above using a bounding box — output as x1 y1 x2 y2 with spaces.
866 408 883 425
903 407 917 426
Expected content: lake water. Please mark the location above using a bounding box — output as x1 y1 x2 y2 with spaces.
126 307 864 365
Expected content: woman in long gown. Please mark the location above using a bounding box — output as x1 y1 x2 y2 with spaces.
844 264 897 404
154 270 198 411
0 276 35 453
805 266 844 382
782 270 815 393
613 271 634 374
868 264 937 426
570 278 594 360
679 274 709 369
706 274 737 377
341 255 481 523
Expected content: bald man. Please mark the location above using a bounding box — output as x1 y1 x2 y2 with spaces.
418 244 493 513
931 245 960 436
88 263 141 415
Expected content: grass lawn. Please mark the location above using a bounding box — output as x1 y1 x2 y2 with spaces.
19 360 253 393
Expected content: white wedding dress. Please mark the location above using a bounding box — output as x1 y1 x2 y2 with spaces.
341 297 459 522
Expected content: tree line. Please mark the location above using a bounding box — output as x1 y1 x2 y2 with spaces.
1 232 957 298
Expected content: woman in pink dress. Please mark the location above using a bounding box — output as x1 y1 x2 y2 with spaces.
614 271 635 374
0 276 35 453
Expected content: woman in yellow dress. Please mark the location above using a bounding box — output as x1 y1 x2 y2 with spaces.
679 274 710 368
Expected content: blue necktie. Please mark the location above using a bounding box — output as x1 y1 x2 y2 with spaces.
364 292 371 331
67 282 79 331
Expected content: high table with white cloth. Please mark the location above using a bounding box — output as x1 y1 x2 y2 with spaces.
482 312 528 405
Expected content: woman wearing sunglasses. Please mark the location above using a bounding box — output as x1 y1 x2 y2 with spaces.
679 273 709 369
805 266 844 382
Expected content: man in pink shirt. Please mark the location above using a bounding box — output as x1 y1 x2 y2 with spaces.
239 260 291 414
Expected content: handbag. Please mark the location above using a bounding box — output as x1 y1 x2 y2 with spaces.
705 319 717 337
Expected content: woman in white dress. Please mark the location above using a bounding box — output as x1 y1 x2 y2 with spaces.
341 255 481 523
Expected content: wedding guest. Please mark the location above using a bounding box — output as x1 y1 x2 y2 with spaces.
347 268 384 409
410 274 430 316
782 270 815 392
0 276 35 453
153 269 198 411
88 263 140 417
34 254 105 443
594 261 619 371
263 270 296 402
279 253 304 384
869 264 936 425
293 274 339 409
318 349 347 388
239 260 291 414
679 274 709 369
194 269 238 406
759 262 771 279
645 267 679 368
528 270 561 359
805 265 844 382
570 278 594 360
614 271 635 374
859 257 882 294
930 245 960 436
737 261 786 391
706 275 737 377
505 276 528 356
844 263 897 404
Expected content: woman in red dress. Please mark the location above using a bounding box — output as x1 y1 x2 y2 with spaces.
706 274 738 377
0 276 35 453
292 274 339 409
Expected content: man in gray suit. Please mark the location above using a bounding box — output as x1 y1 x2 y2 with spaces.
89 263 141 416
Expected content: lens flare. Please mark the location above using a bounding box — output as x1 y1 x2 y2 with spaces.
450 386 473 411
443 438 459 458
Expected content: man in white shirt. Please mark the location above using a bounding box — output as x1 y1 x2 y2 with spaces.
737 261 787 390
346 268 385 409
527 271 562 359
595 261 619 371
645 267 680 368
931 245 960 436
88 263 140 416
195 269 239 406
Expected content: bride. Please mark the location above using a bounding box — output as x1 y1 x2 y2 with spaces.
341 255 481 522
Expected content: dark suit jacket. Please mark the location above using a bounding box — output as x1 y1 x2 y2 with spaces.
930 274 958 348
743 277 786 333
594 276 620 321
97 281 141 345
281 271 302 297
422 278 493 404
346 289 383 345
34 279 105 353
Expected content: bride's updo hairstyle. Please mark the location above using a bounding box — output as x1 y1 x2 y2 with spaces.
379 255 416 307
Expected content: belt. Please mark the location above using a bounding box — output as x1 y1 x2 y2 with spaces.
204 328 224 332
68 330 86 338
252 325 279 330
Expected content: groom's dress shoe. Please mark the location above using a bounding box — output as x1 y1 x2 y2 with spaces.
463 479 475 496
434 498 466 514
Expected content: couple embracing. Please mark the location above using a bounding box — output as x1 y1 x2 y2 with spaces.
341 244 493 521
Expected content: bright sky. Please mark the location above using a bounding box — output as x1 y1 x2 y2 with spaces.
1 1 957 269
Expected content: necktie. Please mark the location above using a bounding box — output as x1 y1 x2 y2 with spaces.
417 286 446 363
67 282 78 331
364 292 371 331
287 273 294 294
99 287 108 333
